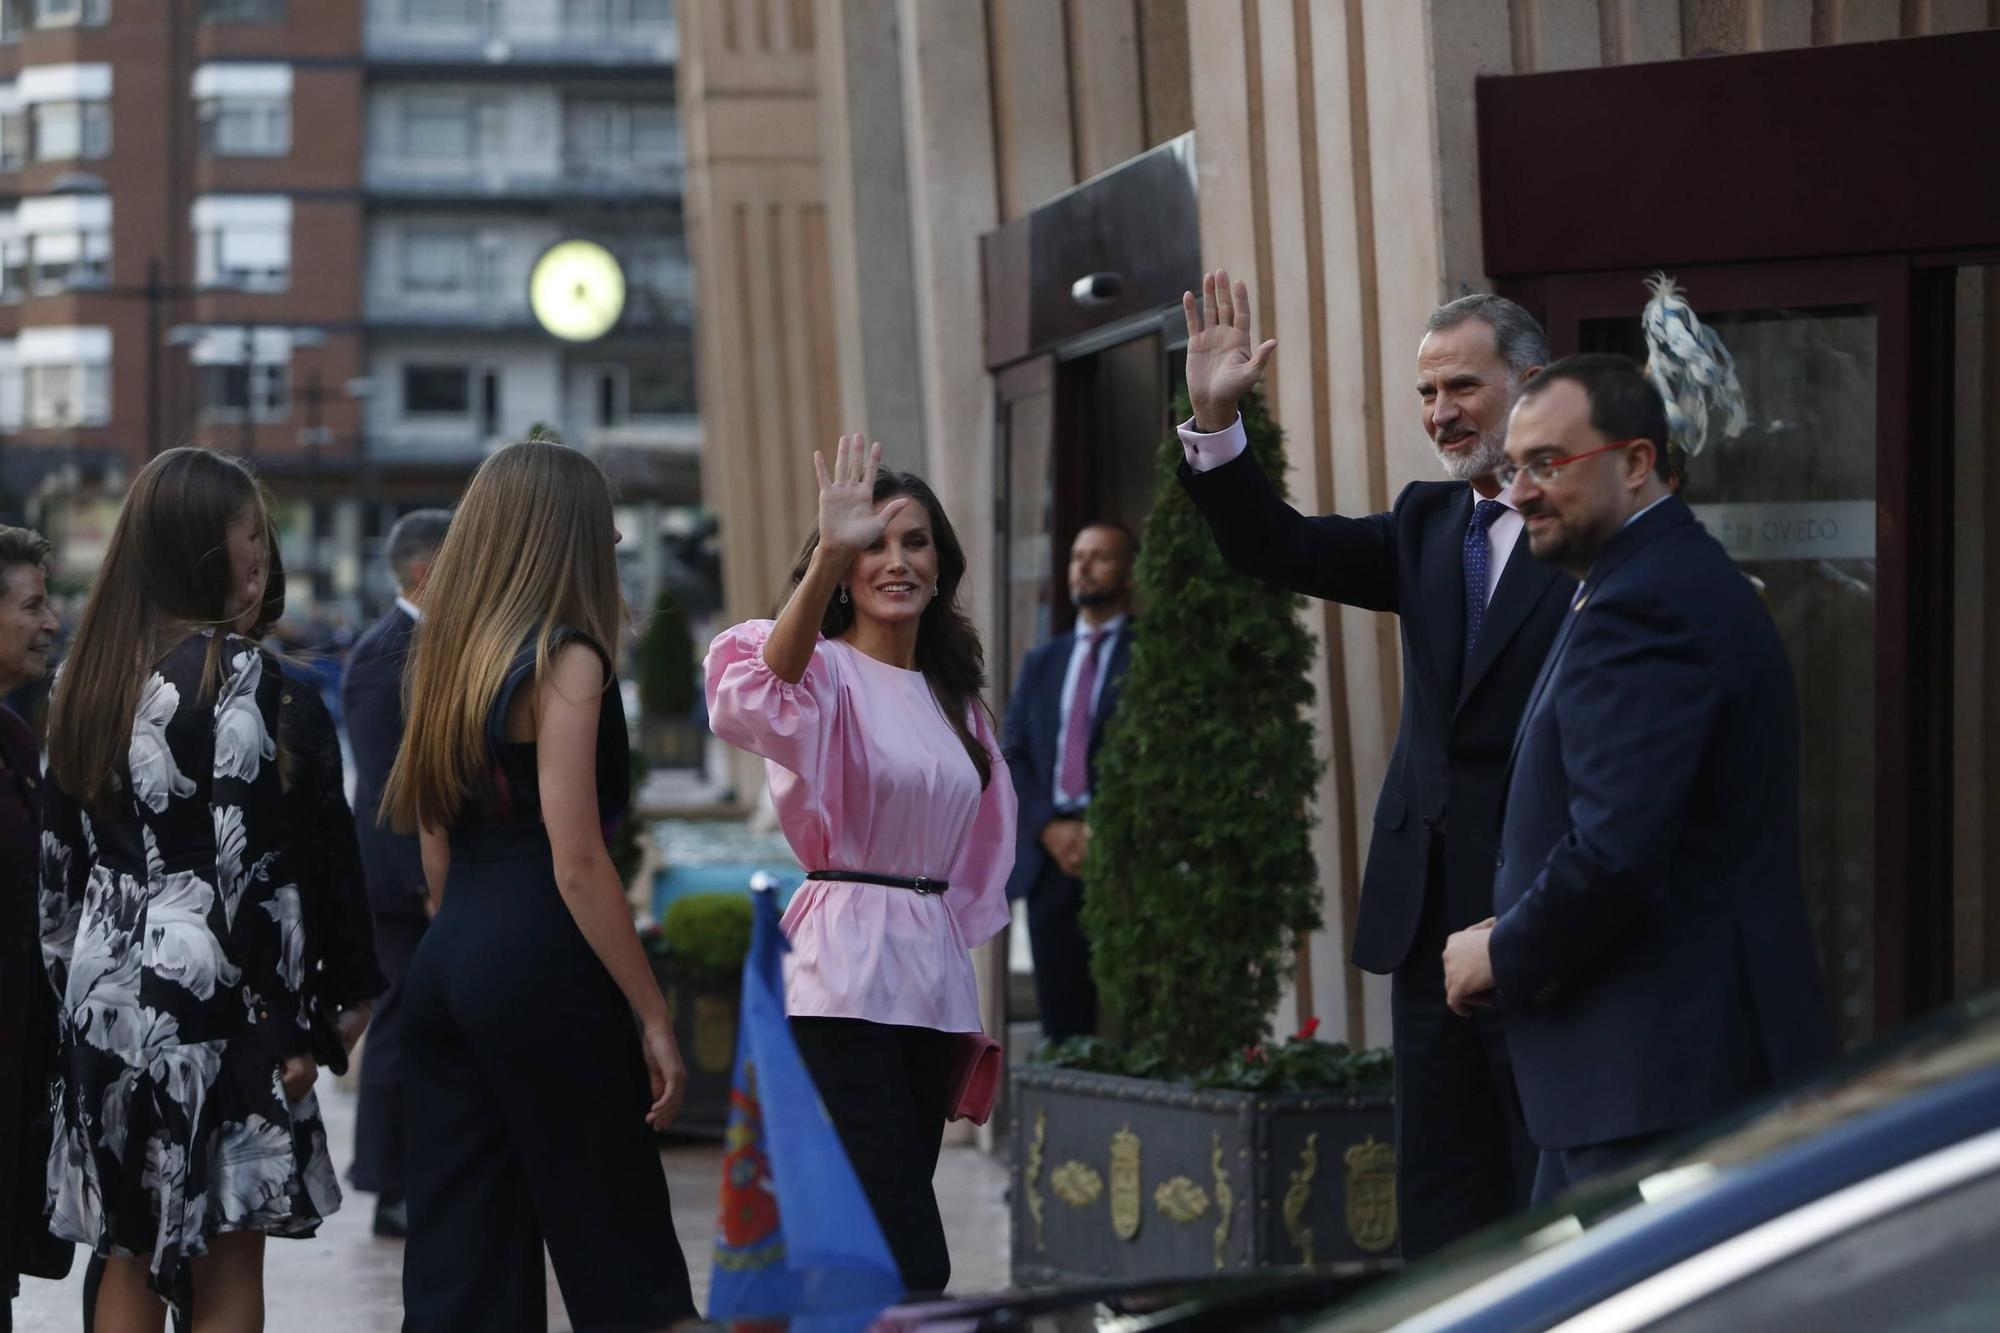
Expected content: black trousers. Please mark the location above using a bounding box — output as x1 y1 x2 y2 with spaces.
351 912 426 1201
790 1017 954 1297
400 844 693 1332
1389 845 1538 1261
1025 859 1097 1042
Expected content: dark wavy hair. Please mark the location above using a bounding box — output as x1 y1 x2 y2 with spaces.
788 468 992 788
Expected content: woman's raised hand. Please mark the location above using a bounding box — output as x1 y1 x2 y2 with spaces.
814 434 911 560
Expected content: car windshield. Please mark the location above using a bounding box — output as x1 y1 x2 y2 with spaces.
1306 993 2000 1331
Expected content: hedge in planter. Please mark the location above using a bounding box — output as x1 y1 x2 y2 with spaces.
646 892 753 1136
1010 390 1397 1283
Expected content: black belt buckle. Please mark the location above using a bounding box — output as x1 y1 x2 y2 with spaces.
910 876 941 896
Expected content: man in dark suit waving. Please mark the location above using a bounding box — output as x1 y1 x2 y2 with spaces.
343 508 450 1237
1003 522 1137 1042
1177 271 1569 1257
1444 356 1831 1199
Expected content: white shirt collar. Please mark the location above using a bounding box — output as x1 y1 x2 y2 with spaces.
395 594 423 623
1076 612 1128 641
1620 493 1674 531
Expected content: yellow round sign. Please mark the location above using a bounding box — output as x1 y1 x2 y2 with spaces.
529 239 627 342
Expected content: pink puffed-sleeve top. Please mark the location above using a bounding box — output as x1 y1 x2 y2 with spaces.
704 620 1016 1033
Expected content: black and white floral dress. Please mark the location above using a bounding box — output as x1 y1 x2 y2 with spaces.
37 631 338 1296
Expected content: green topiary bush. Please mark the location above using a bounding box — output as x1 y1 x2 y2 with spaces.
659 892 754 986
637 590 698 719
1079 387 1324 1078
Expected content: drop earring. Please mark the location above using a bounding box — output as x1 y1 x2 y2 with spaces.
839 584 850 604
931 585 940 599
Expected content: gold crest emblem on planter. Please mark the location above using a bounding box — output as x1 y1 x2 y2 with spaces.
1344 1135 1398 1253
1109 1126 1142 1241
1025 1111 1047 1250
1050 1161 1104 1208
1210 1132 1234 1270
1153 1175 1209 1224
692 995 736 1073
1282 1133 1319 1265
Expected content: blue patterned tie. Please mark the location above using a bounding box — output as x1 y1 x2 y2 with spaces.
1463 499 1508 662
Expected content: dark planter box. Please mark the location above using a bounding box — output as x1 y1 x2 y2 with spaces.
1009 1065 1399 1286
640 716 706 770
648 952 740 1138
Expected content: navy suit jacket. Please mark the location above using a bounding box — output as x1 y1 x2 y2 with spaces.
1489 497 1833 1150
1001 622 1134 901
1181 451 1573 973
341 607 427 918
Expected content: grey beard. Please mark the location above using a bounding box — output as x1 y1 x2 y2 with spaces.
1434 431 1507 483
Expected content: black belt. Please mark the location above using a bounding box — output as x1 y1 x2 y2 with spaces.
806 870 949 896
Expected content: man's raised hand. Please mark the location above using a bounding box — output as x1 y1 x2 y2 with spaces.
1183 268 1277 433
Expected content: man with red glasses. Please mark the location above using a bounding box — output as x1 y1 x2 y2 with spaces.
1443 353 1831 1200
1178 272 1571 1257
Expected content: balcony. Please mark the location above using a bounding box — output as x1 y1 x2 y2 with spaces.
364 2 676 70
364 156 681 202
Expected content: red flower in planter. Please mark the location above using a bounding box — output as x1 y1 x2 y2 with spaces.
1294 1017 1321 1042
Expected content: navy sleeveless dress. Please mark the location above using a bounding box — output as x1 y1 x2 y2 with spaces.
399 629 693 1332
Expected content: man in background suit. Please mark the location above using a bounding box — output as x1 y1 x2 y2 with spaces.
1177 271 1568 1257
1444 355 1831 1198
1003 522 1138 1042
343 508 450 1238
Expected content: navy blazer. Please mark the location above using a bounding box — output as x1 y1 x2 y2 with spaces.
1489 497 1833 1150
341 606 427 918
1181 451 1573 973
1001 621 1134 900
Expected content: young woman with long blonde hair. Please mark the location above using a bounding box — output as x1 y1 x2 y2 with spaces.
381 440 694 1331
40 447 335 1332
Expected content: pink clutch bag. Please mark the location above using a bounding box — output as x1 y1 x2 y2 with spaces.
948 1033 1003 1125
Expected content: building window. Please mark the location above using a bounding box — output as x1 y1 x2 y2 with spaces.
565 101 679 175
630 106 677 166
403 364 469 416
401 226 472 295
201 96 289 156
193 196 291 292
0 111 26 170
0 0 24 41
0 233 25 303
402 0 474 19
631 0 672 23
594 363 690 426
401 96 472 158
628 365 687 417
24 363 108 427
32 0 108 28
20 196 110 294
31 101 110 161
27 234 107 293
201 0 284 20
198 361 287 422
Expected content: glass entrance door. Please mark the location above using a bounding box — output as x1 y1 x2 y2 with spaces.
1534 259 1927 1049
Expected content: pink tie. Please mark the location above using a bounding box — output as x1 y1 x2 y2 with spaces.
1059 628 1105 799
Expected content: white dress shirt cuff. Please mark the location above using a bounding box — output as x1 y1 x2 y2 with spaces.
1177 413 1249 473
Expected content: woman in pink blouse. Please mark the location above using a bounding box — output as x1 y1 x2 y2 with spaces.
705 435 1016 1296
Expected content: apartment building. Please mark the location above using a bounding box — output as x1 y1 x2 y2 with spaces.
0 0 695 616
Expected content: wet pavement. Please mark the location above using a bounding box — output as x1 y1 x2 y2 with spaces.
14 1060 1012 1330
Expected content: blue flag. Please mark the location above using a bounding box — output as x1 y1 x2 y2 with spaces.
708 883 904 1329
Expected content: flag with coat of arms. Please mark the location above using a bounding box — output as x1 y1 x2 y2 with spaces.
708 876 903 1330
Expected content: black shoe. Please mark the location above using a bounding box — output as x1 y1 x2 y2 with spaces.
372 1199 409 1239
